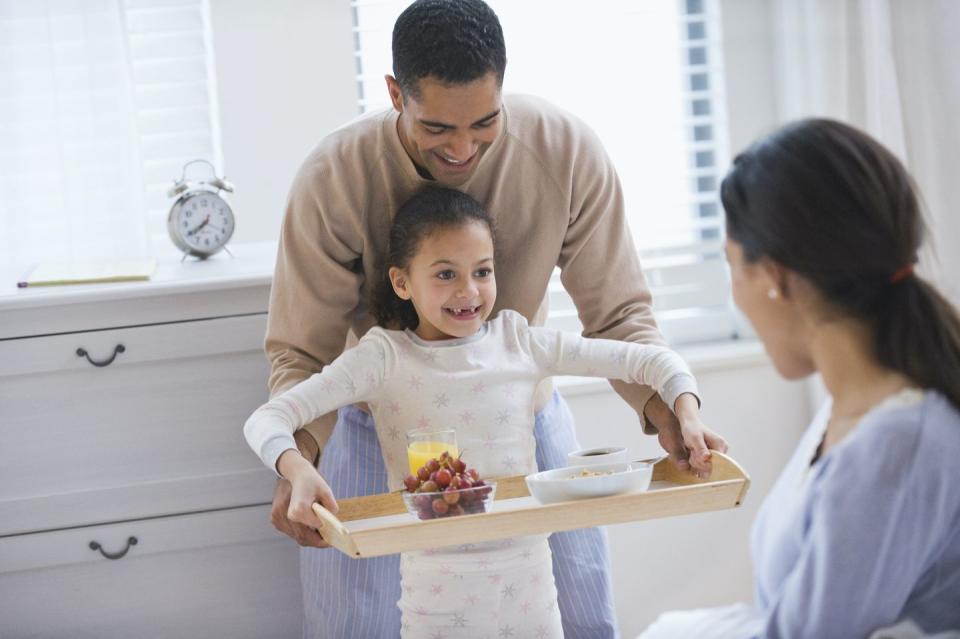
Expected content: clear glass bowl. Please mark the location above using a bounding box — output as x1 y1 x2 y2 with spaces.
402 482 497 520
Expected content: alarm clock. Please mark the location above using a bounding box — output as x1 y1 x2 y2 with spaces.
167 159 236 259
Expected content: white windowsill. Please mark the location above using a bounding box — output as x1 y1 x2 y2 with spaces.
554 338 768 397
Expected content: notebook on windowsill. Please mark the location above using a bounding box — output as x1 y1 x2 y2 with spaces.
16 259 157 288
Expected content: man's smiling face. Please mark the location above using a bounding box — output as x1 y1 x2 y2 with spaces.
388 72 503 187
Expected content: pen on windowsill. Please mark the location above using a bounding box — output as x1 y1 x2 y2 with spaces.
16 266 35 288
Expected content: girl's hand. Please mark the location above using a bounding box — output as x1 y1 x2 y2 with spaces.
674 393 728 479
275 449 340 548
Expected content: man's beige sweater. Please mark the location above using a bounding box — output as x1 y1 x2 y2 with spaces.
266 94 665 450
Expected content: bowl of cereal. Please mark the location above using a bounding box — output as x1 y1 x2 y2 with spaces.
524 461 654 504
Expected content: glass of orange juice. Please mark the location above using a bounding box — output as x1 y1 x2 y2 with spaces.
406 430 459 476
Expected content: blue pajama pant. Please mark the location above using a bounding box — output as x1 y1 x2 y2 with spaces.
301 391 619 638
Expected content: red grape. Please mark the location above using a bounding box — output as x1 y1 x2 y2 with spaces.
403 474 419 492
403 453 493 519
435 468 452 488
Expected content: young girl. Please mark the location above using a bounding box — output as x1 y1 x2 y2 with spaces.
245 187 713 638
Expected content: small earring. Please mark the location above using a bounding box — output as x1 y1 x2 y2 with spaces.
767 288 779 300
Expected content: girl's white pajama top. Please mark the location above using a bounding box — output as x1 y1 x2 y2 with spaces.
245 310 697 638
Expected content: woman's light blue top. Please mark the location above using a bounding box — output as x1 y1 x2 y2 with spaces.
751 389 960 638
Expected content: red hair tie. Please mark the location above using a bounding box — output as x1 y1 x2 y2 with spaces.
889 264 915 284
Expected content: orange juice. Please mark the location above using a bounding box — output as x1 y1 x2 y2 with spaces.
407 440 460 476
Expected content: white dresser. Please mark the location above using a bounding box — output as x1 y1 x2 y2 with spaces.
0 243 303 638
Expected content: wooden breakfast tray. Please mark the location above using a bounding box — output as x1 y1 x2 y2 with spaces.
312 452 750 559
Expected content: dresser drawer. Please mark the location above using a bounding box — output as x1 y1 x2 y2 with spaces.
0 506 302 639
0 312 267 377
0 314 277 535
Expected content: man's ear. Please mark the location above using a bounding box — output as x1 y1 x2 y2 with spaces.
389 266 411 300
385 75 404 112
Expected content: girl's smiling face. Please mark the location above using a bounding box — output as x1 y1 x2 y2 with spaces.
389 220 497 341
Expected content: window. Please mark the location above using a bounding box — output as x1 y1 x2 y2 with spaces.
126 0 223 253
0 0 221 272
351 0 735 345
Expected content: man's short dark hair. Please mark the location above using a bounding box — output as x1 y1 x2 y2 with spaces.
392 0 507 98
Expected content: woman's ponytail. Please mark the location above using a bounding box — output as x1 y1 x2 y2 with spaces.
874 277 960 409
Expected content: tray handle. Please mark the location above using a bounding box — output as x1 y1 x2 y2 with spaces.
714 451 752 505
311 503 359 557
652 451 752 504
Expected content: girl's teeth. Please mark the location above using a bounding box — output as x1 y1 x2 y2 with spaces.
447 306 478 315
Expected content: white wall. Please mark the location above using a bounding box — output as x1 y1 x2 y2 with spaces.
720 0 778 152
208 0 358 244
561 347 811 635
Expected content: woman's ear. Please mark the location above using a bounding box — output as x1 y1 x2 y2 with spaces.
759 258 791 300
389 266 411 300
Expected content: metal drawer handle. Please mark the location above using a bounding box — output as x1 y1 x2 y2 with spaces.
76 344 125 367
89 536 138 560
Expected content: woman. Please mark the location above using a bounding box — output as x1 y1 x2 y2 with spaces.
641 119 960 638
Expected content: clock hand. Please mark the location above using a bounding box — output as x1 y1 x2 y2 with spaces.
186 215 211 237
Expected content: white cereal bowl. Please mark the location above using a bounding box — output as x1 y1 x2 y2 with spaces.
566 446 629 467
525 461 654 505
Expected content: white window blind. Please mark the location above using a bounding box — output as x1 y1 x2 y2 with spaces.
126 0 222 253
351 0 735 345
0 0 220 273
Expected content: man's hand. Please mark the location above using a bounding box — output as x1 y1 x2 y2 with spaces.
270 440 339 548
643 393 728 479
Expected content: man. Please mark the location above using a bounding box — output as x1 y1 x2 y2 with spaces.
264 1 726 637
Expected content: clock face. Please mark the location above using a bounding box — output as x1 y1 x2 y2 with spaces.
170 191 235 256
